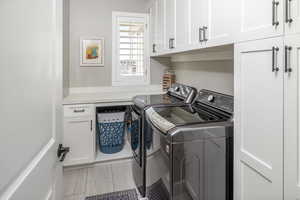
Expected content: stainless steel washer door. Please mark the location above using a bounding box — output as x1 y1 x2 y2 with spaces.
129 106 144 196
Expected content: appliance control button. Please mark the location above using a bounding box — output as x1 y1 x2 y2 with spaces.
174 86 180 92
208 95 215 102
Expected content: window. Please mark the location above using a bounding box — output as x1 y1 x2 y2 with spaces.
112 12 150 86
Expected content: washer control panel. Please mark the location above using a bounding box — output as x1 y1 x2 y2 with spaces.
168 83 197 100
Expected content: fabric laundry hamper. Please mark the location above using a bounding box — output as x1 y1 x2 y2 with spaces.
97 110 126 154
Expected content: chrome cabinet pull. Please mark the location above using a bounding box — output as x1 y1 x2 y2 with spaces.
74 109 85 113
152 44 156 53
169 38 175 49
199 27 203 42
285 46 292 73
203 26 208 42
286 0 293 23
272 0 280 26
272 47 280 72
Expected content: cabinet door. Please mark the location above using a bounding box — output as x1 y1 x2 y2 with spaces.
165 0 176 49
234 37 284 200
63 118 95 166
175 0 190 49
201 0 234 46
237 0 284 42
284 35 300 200
149 1 158 54
156 0 166 52
190 0 206 45
285 0 300 35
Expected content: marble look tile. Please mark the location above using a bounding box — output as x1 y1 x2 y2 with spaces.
111 160 135 192
64 160 137 198
64 168 87 196
64 169 79 196
75 168 88 195
64 194 85 200
85 164 114 196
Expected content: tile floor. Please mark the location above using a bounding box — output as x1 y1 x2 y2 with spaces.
63 160 136 200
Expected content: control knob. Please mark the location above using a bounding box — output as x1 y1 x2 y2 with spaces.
207 95 215 102
174 86 180 92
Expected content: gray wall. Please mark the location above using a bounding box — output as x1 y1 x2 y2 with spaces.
67 0 232 90
63 0 70 96
171 61 234 95
69 0 158 87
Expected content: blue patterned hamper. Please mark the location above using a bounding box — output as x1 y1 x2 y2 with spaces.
97 111 126 154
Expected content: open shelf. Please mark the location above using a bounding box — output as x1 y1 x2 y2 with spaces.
151 44 234 62
95 140 132 163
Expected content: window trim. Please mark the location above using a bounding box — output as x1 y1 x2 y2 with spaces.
112 11 150 86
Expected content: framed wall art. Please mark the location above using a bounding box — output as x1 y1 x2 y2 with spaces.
80 37 104 67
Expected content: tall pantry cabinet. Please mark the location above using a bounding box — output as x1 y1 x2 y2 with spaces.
235 0 300 199
284 34 300 200
235 37 285 200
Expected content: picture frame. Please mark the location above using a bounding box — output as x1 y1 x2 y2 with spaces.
80 37 104 67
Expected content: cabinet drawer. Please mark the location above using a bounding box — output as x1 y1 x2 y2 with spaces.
64 104 94 117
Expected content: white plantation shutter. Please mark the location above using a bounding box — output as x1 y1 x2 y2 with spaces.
119 21 144 76
112 13 149 86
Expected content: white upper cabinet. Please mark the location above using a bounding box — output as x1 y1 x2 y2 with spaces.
156 0 166 52
284 34 300 200
237 0 284 42
165 0 176 49
149 1 158 54
150 0 237 55
150 0 300 55
149 0 166 54
235 37 284 200
175 0 190 49
198 0 235 46
285 0 300 35
190 0 207 45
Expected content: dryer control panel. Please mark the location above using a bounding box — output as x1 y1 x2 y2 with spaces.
196 90 234 114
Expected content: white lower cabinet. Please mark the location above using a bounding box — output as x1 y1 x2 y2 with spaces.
63 104 95 166
235 37 284 200
284 34 300 199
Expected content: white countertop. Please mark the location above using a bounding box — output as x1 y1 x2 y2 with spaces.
63 85 164 105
